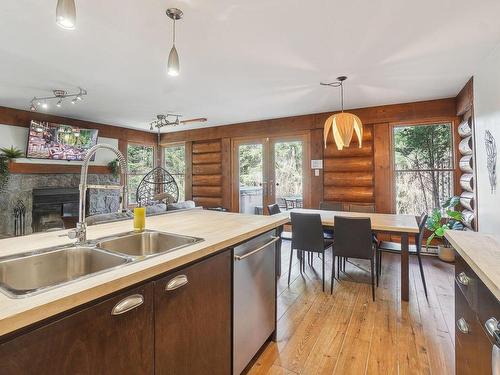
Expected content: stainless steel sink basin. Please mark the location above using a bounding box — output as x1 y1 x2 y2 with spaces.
96 230 203 259
0 247 129 298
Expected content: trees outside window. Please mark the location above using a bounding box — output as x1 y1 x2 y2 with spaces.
164 144 186 201
393 123 454 215
127 144 154 205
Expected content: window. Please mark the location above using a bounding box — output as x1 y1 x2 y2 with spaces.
164 143 186 201
393 123 454 215
127 143 154 205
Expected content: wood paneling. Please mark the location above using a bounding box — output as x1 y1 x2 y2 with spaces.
323 186 374 203
309 129 324 209
192 152 222 165
373 123 392 214
456 78 474 117
162 98 455 143
160 98 458 213
324 172 373 187
192 139 224 208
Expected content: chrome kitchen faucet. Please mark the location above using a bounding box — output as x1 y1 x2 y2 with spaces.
67 144 128 245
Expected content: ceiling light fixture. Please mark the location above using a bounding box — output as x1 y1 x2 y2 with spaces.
29 88 87 111
56 0 77 30
166 8 183 77
320 76 363 150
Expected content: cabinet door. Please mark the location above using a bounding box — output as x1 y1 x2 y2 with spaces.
154 250 232 375
0 284 154 375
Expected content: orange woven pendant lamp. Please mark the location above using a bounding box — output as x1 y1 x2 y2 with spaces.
321 76 363 150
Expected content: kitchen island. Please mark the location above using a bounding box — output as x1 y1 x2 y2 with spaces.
446 230 500 375
0 209 288 375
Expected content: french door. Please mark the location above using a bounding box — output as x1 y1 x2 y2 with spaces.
232 135 309 214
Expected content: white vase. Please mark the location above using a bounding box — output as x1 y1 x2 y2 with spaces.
438 245 455 263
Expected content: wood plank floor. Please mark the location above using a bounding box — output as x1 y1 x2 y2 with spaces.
248 241 455 375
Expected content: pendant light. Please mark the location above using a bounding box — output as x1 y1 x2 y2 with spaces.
56 0 76 30
321 76 363 150
166 8 183 76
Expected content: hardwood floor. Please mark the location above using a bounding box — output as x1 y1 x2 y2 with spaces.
248 241 455 375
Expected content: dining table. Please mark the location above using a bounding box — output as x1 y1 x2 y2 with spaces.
284 208 420 302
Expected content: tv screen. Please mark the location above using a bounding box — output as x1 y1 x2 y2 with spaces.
26 120 98 161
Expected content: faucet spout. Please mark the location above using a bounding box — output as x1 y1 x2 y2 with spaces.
71 144 128 245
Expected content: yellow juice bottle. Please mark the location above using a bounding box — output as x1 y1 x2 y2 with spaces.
133 207 146 232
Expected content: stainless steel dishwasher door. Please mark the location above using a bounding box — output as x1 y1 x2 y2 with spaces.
233 231 278 375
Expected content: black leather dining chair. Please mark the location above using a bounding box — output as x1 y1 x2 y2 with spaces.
331 216 378 300
267 203 292 240
377 212 429 298
290 212 333 292
319 201 344 211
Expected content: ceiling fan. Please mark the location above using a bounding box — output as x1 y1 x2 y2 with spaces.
149 113 207 132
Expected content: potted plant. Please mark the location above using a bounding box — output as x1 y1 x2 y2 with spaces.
426 196 464 262
0 146 24 192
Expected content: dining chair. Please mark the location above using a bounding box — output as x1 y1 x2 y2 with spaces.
377 212 428 298
319 201 344 211
331 216 377 301
290 212 333 292
267 203 292 240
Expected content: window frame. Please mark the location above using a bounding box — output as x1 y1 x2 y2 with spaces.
390 120 458 215
162 141 188 201
126 142 156 207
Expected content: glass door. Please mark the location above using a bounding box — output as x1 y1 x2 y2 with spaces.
270 137 305 211
232 135 307 214
234 140 267 214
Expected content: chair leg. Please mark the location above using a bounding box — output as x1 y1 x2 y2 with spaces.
331 254 335 294
343 257 346 271
322 252 325 292
287 248 293 286
417 253 428 299
370 258 375 301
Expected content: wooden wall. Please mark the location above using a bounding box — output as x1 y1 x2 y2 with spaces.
323 125 374 204
0 105 156 174
162 98 459 212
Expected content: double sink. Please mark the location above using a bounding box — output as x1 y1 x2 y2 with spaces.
0 230 203 298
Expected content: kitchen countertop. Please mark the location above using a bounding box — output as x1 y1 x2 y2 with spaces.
0 210 288 337
445 230 500 301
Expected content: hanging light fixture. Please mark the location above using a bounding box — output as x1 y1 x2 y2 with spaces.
320 76 363 150
56 0 76 30
166 8 183 76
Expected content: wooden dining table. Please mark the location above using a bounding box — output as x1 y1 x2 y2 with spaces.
285 208 420 302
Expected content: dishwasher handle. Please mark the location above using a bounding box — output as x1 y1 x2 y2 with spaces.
234 236 280 261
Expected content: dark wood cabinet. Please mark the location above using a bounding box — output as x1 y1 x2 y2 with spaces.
455 253 499 375
154 250 232 375
0 283 154 375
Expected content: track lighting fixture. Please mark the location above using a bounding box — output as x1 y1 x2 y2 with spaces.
166 8 183 76
29 88 87 112
56 0 77 30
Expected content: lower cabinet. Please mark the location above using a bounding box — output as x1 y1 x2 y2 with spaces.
0 283 154 375
0 249 232 375
455 252 500 375
154 250 232 375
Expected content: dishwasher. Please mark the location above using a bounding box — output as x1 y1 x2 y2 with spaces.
233 230 279 375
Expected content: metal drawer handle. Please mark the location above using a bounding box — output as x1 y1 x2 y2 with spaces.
111 294 144 315
234 236 280 261
485 317 499 337
457 317 470 334
166 275 188 291
457 272 471 286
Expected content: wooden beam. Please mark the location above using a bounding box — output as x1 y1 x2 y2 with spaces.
456 77 473 116
373 123 392 213
8 161 110 175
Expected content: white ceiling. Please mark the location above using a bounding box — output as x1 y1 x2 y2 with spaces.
1 0 500 133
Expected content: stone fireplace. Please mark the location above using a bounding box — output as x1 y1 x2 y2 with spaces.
0 173 120 237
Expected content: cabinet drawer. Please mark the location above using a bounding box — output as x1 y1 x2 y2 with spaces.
0 284 154 375
455 253 480 311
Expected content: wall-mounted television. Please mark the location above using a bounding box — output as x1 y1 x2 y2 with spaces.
26 120 98 161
